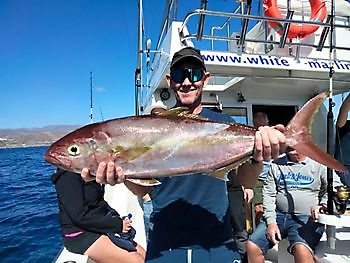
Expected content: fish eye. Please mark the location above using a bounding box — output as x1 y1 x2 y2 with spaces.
67 145 80 156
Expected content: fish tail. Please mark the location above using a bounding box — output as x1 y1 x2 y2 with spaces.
285 92 347 172
126 178 161 186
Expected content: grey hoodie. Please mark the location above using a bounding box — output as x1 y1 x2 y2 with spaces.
263 155 342 225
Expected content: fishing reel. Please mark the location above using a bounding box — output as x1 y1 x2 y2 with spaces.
333 185 349 214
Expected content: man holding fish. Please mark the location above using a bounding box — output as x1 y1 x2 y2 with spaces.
46 47 346 262
81 47 287 263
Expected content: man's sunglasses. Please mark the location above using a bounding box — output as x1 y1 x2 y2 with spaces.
170 68 205 83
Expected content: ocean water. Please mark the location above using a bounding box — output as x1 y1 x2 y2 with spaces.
0 146 61 263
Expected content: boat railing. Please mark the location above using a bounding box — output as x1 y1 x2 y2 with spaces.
178 8 350 54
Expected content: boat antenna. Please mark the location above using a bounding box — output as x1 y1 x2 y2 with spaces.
90 71 93 123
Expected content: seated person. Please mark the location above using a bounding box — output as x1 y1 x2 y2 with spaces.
247 147 342 263
335 93 350 187
52 169 145 263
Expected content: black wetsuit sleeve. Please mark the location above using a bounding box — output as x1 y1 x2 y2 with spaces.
54 170 123 234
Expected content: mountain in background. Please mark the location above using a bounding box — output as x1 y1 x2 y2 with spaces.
0 125 80 148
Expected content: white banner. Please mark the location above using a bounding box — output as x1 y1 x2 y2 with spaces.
202 51 350 74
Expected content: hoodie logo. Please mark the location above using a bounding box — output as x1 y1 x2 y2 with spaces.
278 172 314 188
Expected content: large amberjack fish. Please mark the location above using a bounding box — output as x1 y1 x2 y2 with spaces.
45 92 346 184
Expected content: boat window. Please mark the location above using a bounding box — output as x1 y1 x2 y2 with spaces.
222 107 247 124
252 105 297 126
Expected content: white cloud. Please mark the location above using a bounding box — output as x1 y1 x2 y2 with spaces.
95 86 106 93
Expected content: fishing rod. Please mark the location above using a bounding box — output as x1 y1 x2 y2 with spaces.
326 0 335 216
326 0 336 251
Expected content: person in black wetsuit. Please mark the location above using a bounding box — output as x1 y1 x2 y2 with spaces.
52 169 145 263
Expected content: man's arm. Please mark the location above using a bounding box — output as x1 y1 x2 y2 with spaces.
337 93 350 128
263 165 282 244
262 165 277 225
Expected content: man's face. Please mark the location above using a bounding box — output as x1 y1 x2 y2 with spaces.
253 112 269 128
166 61 209 107
286 147 306 163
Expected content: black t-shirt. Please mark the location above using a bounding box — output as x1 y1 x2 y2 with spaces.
149 108 236 249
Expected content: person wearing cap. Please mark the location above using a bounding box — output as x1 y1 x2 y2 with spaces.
82 46 287 262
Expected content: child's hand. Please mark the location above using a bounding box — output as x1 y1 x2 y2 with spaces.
122 219 132 233
122 214 133 233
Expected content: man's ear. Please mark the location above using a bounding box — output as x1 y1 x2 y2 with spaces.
203 72 211 86
165 74 171 87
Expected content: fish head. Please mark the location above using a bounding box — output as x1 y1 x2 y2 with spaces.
45 123 113 174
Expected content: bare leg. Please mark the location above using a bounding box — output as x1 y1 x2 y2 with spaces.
247 240 265 263
292 243 314 263
254 204 264 226
84 235 145 263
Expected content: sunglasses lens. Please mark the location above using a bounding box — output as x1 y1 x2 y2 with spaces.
171 68 204 83
190 68 204 82
170 68 184 83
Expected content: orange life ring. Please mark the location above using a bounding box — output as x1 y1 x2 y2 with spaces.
263 0 327 39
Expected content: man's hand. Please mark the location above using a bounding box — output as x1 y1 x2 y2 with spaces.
81 161 125 185
266 223 282 245
310 204 327 221
253 125 286 162
243 187 254 203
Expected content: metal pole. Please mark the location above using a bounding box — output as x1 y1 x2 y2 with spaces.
90 71 93 123
197 0 208 41
135 0 143 116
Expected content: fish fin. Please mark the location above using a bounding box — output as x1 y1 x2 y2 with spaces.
126 178 161 186
159 107 207 120
209 155 253 180
209 163 240 180
159 107 190 117
113 146 151 161
286 92 347 172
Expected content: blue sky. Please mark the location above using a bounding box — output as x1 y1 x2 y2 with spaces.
0 0 242 129
0 1 348 129
0 0 160 128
